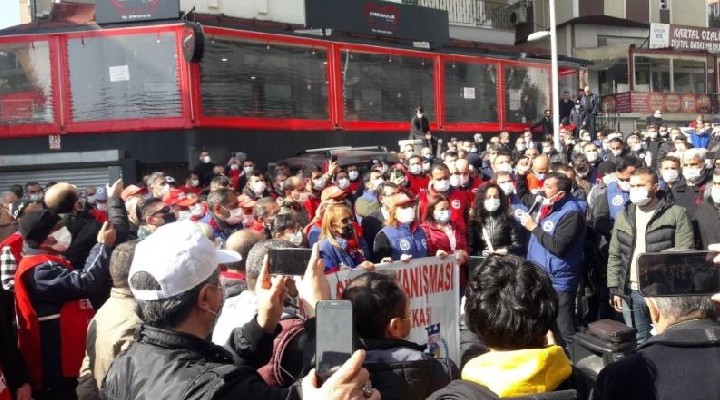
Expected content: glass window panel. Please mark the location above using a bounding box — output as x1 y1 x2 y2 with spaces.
504 65 548 124
0 41 54 125
597 58 628 94
342 51 434 122
444 61 498 123
201 38 328 119
68 33 181 121
673 59 706 93
634 56 670 92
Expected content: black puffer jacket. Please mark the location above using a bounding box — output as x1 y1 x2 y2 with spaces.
102 321 300 400
468 215 523 257
360 338 458 400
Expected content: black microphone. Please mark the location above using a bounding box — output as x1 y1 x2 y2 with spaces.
527 195 544 216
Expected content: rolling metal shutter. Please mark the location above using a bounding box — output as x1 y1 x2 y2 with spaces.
0 150 122 193
0 167 112 193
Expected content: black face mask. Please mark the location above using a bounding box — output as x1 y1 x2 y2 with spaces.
341 224 354 239
162 212 177 224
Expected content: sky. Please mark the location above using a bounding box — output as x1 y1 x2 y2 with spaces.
0 1 21 30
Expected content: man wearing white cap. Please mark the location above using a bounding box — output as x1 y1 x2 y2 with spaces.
102 220 378 400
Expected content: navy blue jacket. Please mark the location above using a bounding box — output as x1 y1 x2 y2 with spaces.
318 237 369 271
373 224 428 262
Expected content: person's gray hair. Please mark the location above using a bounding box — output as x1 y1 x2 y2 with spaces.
244 239 296 289
131 269 219 329
651 295 716 322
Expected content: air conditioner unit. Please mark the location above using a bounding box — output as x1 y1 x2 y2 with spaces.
509 7 528 25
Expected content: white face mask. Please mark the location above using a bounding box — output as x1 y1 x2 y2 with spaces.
230 164 240 171
337 178 350 190
202 156 211 163
499 182 514 196
96 202 108 211
516 143 527 151
313 178 326 191
226 207 245 225
629 188 652 206
449 175 462 188
284 231 304 246
409 164 422 175
484 198 501 212
190 203 205 218
433 179 451 192
542 146 553 154
49 227 72 252
29 193 43 202
348 171 359 181
190 179 199 187
712 186 720 204
422 162 431 172
250 181 266 193
371 179 384 191
683 167 702 181
496 163 513 173
612 149 623 156
243 166 254 175
630 143 642 152
396 207 416 224
586 152 598 163
618 180 631 192
661 170 679 183
405 151 414 159
433 210 450 223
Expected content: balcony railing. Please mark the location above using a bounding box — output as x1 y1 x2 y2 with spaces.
402 0 528 30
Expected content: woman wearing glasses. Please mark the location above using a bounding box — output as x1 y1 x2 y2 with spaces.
318 203 373 273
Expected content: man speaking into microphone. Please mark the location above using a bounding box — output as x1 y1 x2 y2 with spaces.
518 172 587 351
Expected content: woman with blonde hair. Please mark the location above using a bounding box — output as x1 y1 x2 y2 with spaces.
318 203 373 273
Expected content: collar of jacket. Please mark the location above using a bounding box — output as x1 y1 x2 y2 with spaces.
360 337 426 352
639 318 720 350
136 324 234 364
110 287 134 299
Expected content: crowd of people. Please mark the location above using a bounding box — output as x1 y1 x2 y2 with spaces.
1 112 720 400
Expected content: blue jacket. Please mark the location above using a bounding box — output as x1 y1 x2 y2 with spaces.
527 196 586 292
690 130 711 149
606 181 628 220
318 237 368 271
377 224 428 261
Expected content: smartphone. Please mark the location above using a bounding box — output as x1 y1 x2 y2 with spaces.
315 300 354 382
268 248 312 276
638 251 720 297
330 154 338 163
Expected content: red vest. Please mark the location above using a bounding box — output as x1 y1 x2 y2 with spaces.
419 189 470 235
0 232 22 263
14 254 95 391
406 173 430 195
0 361 11 400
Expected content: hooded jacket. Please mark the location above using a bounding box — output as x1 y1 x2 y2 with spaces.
428 346 591 400
595 318 720 400
360 338 458 400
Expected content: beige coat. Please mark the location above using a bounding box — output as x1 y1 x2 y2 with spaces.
76 288 141 400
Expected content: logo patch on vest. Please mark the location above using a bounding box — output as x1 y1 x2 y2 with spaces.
451 200 461 209
399 239 411 251
514 209 527 219
542 221 555 232
421 239 427 248
611 194 624 206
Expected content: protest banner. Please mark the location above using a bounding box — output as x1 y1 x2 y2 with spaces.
326 255 460 364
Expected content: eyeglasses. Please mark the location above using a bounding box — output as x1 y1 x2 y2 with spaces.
152 206 170 216
340 217 353 224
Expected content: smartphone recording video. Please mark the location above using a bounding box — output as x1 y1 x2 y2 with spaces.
638 251 720 297
268 248 312 276
315 300 353 382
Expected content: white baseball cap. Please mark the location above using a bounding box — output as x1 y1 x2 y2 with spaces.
128 220 242 301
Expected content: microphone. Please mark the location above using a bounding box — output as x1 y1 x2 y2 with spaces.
527 195 544 216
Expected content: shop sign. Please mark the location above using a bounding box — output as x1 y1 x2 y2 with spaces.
305 0 449 44
96 0 180 25
650 23 720 53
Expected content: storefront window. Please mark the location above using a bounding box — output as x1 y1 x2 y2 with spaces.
674 59 706 93
504 65 548 124
0 41 54 125
201 38 328 119
597 58 628 94
68 33 181 121
342 50 434 122
444 61 497 123
634 56 670 92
